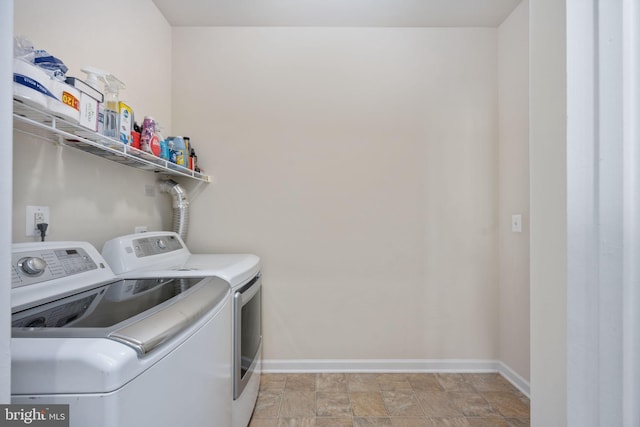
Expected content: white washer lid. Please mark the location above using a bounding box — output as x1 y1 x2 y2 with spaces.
184 254 261 289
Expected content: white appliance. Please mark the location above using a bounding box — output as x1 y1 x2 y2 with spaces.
102 232 262 427
10 241 232 427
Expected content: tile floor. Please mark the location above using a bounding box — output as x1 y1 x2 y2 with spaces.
248 372 529 427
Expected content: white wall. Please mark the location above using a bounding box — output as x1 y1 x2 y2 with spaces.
12 0 174 249
172 27 500 362
530 0 567 425
498 1 530 382
8 1 532 400
1 0 14 404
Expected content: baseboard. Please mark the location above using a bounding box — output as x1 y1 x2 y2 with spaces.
496 360 530 397
262 358 530 398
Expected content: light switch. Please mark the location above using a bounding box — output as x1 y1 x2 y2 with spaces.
511 214 522 233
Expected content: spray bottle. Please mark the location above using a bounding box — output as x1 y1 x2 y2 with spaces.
81 66 108 135
81 67 125 139
102 74 125 139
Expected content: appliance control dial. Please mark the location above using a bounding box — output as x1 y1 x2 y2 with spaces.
17 257 47 276
156 239 167 250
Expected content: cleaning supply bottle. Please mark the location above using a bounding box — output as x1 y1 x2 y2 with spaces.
189 147 196 170
140 116 156 153
183 137 191 160
101 74 125 139
81 66 108 134
160 137 170 160
171 136 186 167
151 123 164 157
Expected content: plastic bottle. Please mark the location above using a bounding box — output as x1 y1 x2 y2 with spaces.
140 116 156 153
171 136 186 167
168 140 177 163
81 66 108 134
80 66 103 91
160 137 170 160
131 122 141 149
192 149 200 172
183 137 191 160
151 123 164 157
189 148 196 170
102 74 125 139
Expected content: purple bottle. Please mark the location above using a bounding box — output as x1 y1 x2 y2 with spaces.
140 116 156 153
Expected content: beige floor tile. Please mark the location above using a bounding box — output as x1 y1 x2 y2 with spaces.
428 418 470 427
414 391 463 418
382 391 424 417
315 418 354 427
376 373 411 382
465 417 509 427
286 374 317 391
505 418 530 426
353 417 393 427
316 392 353 417
390 417 431 427
348 374 381 392
448 393 499 418
281 391 316 417
480 393 529 418
466 374 516 393
253 390 283 418
350 392 389 417
262 374 287 391
249 373 528 427
377 374 413 392
435 374 475 392
277 418 316 427
407 374 444 392
318 373 348 392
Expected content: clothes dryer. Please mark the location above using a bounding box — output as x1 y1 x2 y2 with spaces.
102 232 262 427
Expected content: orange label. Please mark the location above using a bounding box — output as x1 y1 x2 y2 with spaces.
62 91 80 111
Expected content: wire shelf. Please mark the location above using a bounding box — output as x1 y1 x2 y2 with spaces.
13 99 211 183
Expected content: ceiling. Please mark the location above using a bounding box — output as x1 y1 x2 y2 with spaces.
152 0 523 28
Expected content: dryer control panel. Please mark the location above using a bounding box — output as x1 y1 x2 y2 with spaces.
101 231 191 274
133 234 184 257
12 247 98 289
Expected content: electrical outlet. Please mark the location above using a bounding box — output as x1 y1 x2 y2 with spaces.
34 211 45 226
511 214 522 233
26 206 50 237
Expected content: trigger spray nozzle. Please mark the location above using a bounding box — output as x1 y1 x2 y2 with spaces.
102 74 125 97
80 66 109 91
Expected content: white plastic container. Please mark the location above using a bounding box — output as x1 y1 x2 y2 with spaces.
66 77 103 131
78 91 99 130
13 59 54 109
48 80 81 123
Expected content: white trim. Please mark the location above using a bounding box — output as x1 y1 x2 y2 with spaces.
566 0 600 424
0 0 13 404
622 0 640 424
262 359 530 397
497 360 531 398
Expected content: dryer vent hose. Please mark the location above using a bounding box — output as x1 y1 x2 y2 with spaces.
159 179 189 242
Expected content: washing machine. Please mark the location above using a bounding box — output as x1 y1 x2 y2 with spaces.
102 231 262 427
10 240 232 427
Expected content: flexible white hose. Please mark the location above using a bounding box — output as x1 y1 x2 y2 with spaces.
159 179 189 242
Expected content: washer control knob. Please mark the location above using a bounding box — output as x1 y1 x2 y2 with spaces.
156 239 167 250
18 257 47 276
